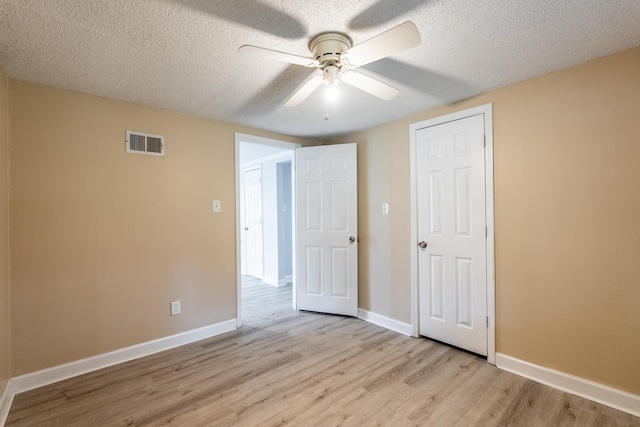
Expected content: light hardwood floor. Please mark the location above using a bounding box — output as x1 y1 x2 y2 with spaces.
6 278 639 426
241 276 293 324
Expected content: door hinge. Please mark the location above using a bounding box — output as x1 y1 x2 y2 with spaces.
486 316 489 327
485 226 488 238
483 135 486 148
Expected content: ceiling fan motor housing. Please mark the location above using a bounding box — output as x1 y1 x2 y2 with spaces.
308 32 353 66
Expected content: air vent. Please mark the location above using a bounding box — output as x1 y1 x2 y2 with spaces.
126 130 165 156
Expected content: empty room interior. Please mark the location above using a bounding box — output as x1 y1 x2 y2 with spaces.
0 1 639 426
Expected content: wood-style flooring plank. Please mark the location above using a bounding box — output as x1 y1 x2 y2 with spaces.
6 277 640 426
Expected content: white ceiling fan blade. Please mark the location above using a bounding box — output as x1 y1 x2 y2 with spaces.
342 71 399 101
239 45 319 68
340 21 421 68
284 75 323 107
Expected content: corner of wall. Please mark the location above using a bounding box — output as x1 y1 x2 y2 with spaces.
0 68 12 423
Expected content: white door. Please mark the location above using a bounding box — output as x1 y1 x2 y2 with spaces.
295 143 358 316
417 114 487 355
244 167 263 279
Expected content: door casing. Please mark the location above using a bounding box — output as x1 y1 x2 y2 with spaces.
409 103 496 364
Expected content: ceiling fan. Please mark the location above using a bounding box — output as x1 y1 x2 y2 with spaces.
238 21 421 107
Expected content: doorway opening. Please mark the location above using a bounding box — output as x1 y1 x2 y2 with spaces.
235 134 301 326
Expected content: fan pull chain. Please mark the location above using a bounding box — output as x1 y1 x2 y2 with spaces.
324 95 330 121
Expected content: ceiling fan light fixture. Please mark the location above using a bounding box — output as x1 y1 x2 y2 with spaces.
323 64 340 85
325 85 339 102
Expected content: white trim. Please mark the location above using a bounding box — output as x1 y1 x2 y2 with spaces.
358 309 413 336
409 122 419 338
290 151 298 312
277 277 293 287
235 137 243 328
0 380 14 427
235 133 301 327
484 106 496 365
409 103 496 364
9 319 237 395
496 353 640 417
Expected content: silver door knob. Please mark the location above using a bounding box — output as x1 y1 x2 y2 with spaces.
349 236 356 244
418 241 427 249
244 227 249 231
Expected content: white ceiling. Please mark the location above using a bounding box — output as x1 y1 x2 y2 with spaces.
1 1 640 140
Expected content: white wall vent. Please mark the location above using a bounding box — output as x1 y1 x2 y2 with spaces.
126 130 165 156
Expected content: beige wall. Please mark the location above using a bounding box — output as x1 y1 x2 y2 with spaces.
333 120 414 323
8 81 314 375
0 70 9 392
327 46 640 395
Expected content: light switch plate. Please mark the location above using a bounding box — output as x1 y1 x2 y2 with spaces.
382 203 389 215
213 200 221 212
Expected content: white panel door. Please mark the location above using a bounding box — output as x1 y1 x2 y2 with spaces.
296 143 358 316
417 114 487 355
244 167 263 279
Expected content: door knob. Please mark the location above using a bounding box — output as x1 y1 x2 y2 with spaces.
349 236 356 244
418 241 427 249
244 227 249 231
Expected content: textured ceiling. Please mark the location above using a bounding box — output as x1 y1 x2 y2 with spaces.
1 0 640 140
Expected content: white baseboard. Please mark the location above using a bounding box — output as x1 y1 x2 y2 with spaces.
358 309 412 336
496 353 640 417
9 319 237 396
278 275 293 287
0 379 14 427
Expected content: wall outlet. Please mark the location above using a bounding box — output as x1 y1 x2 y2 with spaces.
170 300 181 316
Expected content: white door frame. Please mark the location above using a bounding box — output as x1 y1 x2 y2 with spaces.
235 133 301 328
408 103 496 364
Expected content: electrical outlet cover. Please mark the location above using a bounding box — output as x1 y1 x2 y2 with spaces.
170 300 181 316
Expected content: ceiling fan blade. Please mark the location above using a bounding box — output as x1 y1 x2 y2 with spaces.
340 21 421 68
341 71 399 101
239 45 319 68
284 75 323 107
